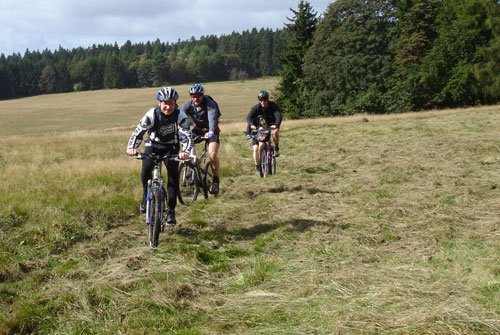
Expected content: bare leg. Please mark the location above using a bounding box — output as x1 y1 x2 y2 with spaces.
208 141 219 177
272 128 280 145
253 144 259 165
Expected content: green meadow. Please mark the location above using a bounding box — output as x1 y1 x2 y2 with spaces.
0 78 499 334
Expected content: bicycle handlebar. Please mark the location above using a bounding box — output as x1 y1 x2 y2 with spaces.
246 129 271 140
133 153 181 162
193 134 210 144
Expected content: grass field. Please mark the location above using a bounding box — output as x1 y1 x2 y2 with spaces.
0 77 279 137
0 79 499 334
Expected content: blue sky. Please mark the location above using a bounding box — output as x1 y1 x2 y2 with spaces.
1 0 333 55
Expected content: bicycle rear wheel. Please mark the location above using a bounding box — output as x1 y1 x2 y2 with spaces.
178 162 198 206
148 187 162 247
259 145 269 177
270 147 277 175
203 161 214 198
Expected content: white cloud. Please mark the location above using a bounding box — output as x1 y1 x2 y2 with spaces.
0 0 333 55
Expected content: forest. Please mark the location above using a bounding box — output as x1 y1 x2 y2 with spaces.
1 0 500 117
279 0 500 117
0 28 287 100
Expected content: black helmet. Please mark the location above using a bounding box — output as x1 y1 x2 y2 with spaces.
258 90 270 101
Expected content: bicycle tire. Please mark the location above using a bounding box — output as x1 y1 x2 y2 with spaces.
178 161 198 206
270 148 277 175
148 187 162 247
259 145 269 177
203 161 214 198
162 186 168 230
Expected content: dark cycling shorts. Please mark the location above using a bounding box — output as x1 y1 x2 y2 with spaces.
192 126 220 144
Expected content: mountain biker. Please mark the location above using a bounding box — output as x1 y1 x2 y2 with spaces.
126 87 192 225
246 90 282 173
180 83 221 194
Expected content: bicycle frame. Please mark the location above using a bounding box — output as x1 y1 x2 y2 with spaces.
134 152 177 247
178 135 214 205
249 128 276 177
187 136 209 187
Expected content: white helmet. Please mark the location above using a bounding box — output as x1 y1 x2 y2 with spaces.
156 87 179 101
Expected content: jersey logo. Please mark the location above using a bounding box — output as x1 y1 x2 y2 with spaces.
158 124 176 136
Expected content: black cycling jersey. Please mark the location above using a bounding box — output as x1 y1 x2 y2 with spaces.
246 101 282 135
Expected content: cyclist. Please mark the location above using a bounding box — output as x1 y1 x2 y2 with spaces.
246 90 282 173
180 83 221 194
126 87 192 225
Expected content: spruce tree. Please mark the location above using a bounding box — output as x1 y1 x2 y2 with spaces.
277 0 318 119
302 0 397 116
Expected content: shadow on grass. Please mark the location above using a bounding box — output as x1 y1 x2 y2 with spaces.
175 218 333 244
247 184 339 196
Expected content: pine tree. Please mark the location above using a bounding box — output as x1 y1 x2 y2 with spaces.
39 65 56 93
475 0 500 103
277 1 318 119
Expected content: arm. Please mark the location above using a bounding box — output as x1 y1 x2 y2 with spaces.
126 108 155 155
246 104 258 126
246 104 259 134
205 98 219 132
272 102 282 128
179 100 192 119
178 111 193 154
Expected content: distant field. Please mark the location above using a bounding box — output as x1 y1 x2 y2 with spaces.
0 77 279 137
1 80 499 334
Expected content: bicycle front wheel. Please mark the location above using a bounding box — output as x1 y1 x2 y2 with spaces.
259 145 269 177
148 187 162 247
178 162 198 206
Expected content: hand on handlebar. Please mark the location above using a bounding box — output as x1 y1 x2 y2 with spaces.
179 151 190 160
205 131 214 139
250 125 257 131
126 148 137 156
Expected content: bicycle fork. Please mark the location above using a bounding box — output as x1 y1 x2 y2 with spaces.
145 183 165 224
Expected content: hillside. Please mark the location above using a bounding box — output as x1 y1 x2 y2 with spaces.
0 77 279 137
0 85 499 334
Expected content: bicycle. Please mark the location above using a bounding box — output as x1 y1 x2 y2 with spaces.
178 135 216 206
248 127 277 178
134 152 178 247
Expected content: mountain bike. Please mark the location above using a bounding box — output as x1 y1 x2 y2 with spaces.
248 127 277 178
178 135 216 206
134 152 178 247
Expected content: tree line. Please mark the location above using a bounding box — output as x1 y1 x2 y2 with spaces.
3 0 499 116
0 28 288 100
278 0 500 117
